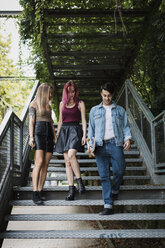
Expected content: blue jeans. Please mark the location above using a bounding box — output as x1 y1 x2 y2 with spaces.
95 138 125 208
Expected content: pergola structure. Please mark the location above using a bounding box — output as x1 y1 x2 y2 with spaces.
0 0 162 115
39 3 160 114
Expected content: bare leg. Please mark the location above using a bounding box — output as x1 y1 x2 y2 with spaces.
38 152 53 191
68 149 85 193
32 150 44 191
64 152 74 185
67 149 81 179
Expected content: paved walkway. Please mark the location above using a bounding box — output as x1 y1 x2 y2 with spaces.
2 206 108 248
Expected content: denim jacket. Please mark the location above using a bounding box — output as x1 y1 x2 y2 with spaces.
88 102 132 147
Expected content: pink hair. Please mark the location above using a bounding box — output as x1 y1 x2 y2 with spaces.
62 80 79 106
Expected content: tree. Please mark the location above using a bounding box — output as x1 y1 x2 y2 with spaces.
0 22 33 122
0 23 17 76
130 3 165 115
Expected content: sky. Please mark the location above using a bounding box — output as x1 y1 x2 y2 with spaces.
0 0 22 11
0 0 35 76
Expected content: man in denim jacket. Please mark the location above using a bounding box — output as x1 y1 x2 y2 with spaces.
88 82 132 215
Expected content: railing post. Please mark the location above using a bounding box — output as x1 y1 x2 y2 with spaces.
125 81 128 112
164 113 165 148
151 121 156 168
10 114 14 171
20 124 23 172
140 110 143 135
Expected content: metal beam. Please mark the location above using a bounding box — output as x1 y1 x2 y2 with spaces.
57 91 100 96
51 58 123 64
44 21 142 27
49 50 131 57
54 71 106 75
0 11 22 17
48 42 132 50
57 82 101 86
56 82 103 87
44 9 148 18
0 77 35 81
48 39 132 46
54 75 108 80
53 64 124 70
47 32 133 39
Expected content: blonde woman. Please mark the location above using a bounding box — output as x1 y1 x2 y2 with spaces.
29 83 56 204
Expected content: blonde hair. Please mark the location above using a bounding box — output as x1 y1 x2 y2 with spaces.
35 83 51 115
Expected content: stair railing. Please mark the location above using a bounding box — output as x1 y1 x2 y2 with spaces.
0 80 39 232
116 79 165 184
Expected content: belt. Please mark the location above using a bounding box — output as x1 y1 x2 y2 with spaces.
103 137 115 143
103 137 115 141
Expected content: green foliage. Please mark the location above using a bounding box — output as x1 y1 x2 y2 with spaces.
131 2 165 115
19 0 165 116
19 0 50 83
19 0 153 71
0 26 17 76
0 22 34 122
0 80 34 122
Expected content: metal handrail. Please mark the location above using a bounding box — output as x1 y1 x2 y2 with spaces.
0 79 39 235
116 79 165 183
0 80 39 197
152 110 165 122
20 80 39 122
0 110 13 139
126 80 154 121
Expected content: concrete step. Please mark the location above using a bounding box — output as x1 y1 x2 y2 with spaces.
10 199 165 206
1 229 165 239
5 212 165 221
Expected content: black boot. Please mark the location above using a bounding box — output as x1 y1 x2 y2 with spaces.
38 190 46 201
99 208 114 215
111 193 118 201
65 186 75 201
76 178 85 194
32 191 42 205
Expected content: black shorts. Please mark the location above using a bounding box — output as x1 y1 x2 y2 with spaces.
34 121 54 153
55 122 84 154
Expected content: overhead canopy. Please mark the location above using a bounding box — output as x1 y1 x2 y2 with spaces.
40 5 155 114
1 1 161 115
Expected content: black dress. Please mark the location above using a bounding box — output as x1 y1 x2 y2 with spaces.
55 104 84 153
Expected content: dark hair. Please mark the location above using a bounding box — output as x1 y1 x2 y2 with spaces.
100 82 115 94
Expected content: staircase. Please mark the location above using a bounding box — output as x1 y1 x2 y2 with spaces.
0 80 165 247
1 142 165 245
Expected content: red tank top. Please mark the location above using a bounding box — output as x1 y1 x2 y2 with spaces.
62 103 81 123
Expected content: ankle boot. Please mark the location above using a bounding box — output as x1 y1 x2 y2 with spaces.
65 186 75 201
32 191 42 205
38 190 46 201
76 178 85 194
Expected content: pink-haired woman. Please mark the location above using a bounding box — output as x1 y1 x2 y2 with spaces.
55 80 86 200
